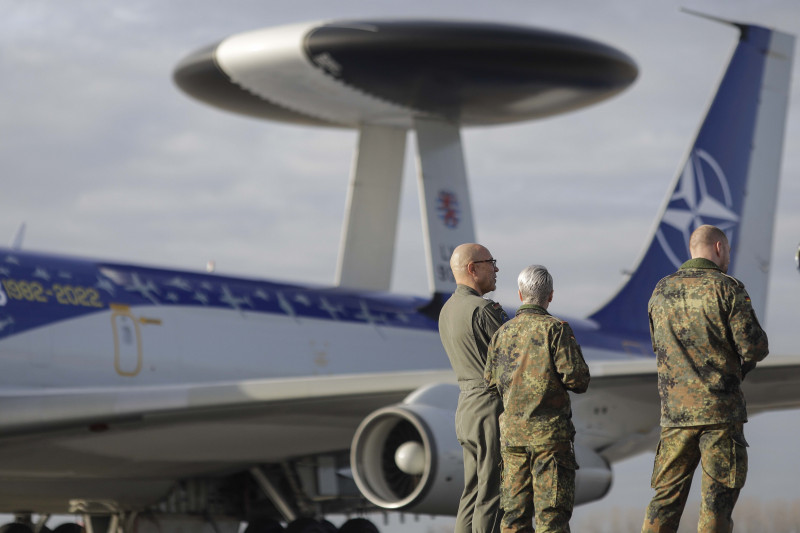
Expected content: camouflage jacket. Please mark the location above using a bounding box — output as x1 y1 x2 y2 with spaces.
649 258 769 427
484 304 590 445
439 284 508 384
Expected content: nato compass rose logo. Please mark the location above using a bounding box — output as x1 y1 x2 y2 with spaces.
437 190 460 228
656 148 739 269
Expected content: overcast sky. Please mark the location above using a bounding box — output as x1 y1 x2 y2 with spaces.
3 0 799 530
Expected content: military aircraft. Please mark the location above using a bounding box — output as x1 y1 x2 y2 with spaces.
0 14 797 533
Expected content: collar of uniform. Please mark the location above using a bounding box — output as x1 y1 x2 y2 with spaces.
680 258 721 271
455 284 481 297
515 304 549 316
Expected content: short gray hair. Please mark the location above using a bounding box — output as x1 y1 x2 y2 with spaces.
518 265 553 306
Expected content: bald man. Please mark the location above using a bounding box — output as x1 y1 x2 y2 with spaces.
439 243 508 533
641 225 769 533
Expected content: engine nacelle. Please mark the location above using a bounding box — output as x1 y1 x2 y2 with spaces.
351 383 614 514
351 383 463 515
574 444 613 505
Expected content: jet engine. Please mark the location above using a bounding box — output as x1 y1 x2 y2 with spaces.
350 383 463 515
573 443 613 504
351 383 614 514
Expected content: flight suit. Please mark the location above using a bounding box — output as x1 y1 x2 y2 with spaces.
439 284 508 533
485 305 590 533
642 258 769 533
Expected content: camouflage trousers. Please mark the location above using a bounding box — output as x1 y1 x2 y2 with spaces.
641 424 748 533
500 441 577 533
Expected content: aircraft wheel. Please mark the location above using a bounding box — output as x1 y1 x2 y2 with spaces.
318 520 337 533
0 524 33 533
285 518 328 533
243 519 284 533
338 518 379 533
51 524 85 533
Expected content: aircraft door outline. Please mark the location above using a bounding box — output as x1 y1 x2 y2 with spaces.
110 303 143 377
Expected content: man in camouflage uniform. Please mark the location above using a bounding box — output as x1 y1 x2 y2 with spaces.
484 265 590 533
641 225 769 533
439 243 508 533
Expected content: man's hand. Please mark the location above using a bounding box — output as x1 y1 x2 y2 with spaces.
741 360 757 380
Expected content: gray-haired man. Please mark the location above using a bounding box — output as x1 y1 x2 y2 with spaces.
485 265 590 533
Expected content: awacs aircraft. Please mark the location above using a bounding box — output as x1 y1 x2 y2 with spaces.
0 15 798 533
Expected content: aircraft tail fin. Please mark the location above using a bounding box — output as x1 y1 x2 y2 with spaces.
589 21 794 334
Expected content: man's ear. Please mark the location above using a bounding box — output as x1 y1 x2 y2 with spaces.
713 241 723 259
518 290 523 302
548 290 554 303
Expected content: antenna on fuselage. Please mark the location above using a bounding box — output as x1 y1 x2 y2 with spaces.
10 223 26 250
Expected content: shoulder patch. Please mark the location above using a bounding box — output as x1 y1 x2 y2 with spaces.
483 300 509 322
479 297 499 308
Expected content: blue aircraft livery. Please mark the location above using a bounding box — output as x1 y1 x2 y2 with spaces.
0 248 650 360
0 250 439 339
589 24 777 334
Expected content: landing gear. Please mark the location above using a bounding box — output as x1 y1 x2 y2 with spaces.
53 522 86 533
284 518 329 533
318 521 337 533
0 524 34 533
51 525 84 533
243 518 285 533
245 517 379 533
338 519 379 533
0 513 58 533
0 520 84 533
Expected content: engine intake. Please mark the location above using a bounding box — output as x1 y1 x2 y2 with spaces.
351 383 614 514
350 383 463 514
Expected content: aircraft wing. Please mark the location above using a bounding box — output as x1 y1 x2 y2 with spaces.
0 369 456 436
0 369 456 510
5 354 797 463
571 355 800 463
587 355 800 414
738 355 800 414
589 355 800 415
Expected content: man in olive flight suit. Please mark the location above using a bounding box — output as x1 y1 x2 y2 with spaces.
485 264 590 533
439 243 508 533
641 225 769 533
